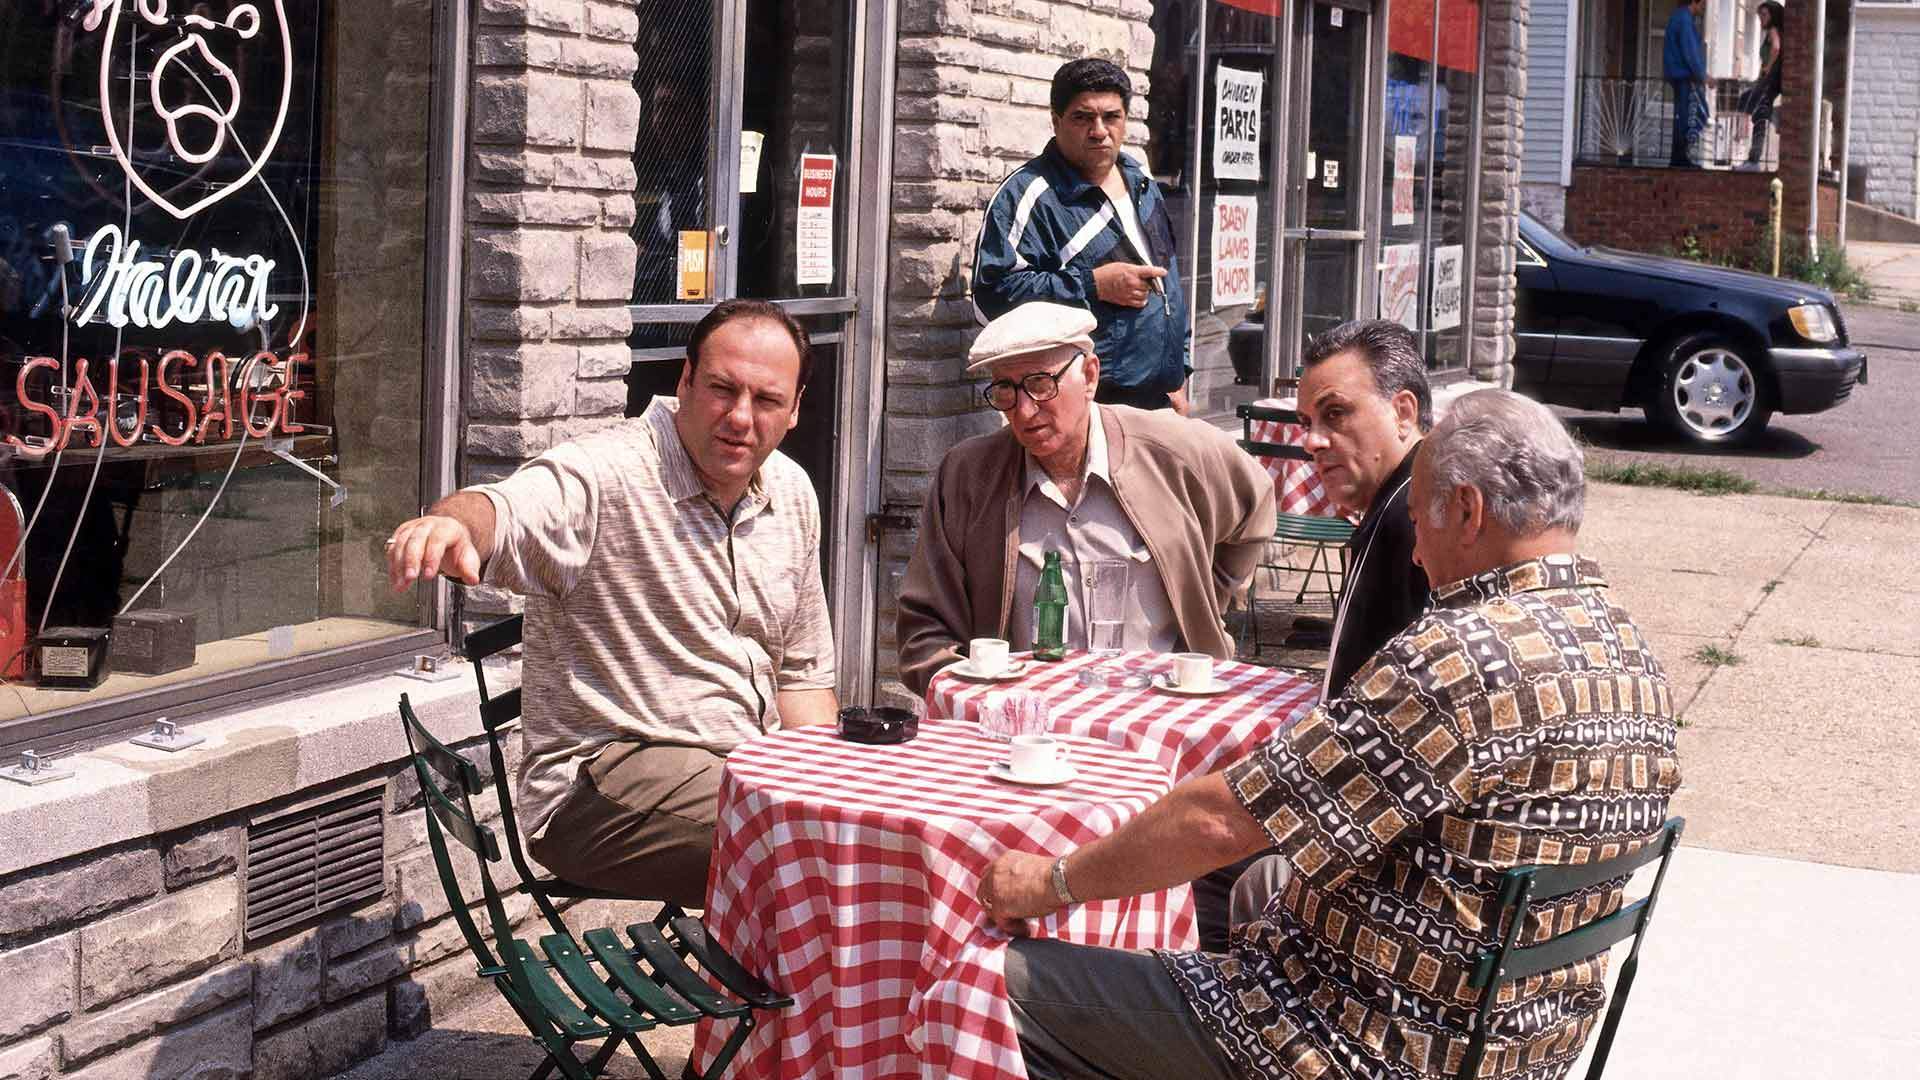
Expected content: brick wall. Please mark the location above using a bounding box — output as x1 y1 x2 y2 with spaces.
873 0 1154 703
1563 164 1782 255
0 723 651 1080
1774 0 1850 245
1852 7 1920 217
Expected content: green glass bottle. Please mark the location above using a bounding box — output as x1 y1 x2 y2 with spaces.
1033 550 1069 662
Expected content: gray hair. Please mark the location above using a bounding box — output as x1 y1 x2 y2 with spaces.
1424 390 1586 535
1301 320 1434 431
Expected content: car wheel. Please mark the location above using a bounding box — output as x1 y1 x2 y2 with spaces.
1646 332 1773 445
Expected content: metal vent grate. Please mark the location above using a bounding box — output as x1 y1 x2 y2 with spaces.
245 789 386 941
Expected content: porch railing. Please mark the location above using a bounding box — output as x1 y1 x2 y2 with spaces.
1573 75 1778 171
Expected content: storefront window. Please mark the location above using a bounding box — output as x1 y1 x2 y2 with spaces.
0 1 435 729
1385 0 1480 371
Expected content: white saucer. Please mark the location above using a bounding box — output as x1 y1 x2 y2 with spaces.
949 659 1030 682
1152 673 1233 696
987 760 1078 787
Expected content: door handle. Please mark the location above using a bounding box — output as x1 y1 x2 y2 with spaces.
714 225 731 247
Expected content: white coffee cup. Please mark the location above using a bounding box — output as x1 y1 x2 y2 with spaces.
1171 652 1213 689
969 637 1010 675
1007 734 1070 780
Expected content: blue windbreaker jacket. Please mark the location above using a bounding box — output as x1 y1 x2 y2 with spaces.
970 141 1191 393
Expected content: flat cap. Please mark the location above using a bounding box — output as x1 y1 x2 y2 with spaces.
966 302 1096 374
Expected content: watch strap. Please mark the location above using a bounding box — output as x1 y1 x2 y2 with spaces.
1050 854 1078 906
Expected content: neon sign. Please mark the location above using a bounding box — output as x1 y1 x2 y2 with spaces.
6 351 309 457
73 224 279 331
91 0 295 220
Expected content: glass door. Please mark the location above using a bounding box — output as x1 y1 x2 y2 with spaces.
624 0 885 697
1280 1 1373 369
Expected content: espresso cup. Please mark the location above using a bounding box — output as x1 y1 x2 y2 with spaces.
1007 734 1069 780
1171 652 1213 689
969 637 1010 675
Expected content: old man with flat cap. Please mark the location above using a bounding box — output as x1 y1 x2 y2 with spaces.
897 296 1274 713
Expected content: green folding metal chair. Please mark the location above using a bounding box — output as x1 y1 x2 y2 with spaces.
397 686 788 1079
1460 817 1687 1080
463 615 790 1011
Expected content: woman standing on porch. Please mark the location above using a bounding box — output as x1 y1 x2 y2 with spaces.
1741 1 1786 166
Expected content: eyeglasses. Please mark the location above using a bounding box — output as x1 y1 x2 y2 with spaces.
982 353 1083 412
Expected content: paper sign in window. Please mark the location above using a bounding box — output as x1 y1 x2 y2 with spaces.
796 153 837 287
1431 244 1464 331
1210 196 1258 309
1378 243 1420 330
1392 136 1417 226
677 230 710 300
1213 66 1264 183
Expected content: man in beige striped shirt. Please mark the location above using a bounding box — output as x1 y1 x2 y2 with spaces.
387 300 837 905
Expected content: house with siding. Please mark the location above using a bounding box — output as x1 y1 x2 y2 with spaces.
1851 2 1920 219
1520 0 1854 258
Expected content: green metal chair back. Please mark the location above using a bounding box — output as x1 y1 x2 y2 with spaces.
453 619 794 1065
1460 817 1687 1080
1235 403 1354 632
399 693 661 1080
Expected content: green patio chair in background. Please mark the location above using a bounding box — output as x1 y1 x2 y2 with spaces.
397 686 787 1079
1459 817 1687 1080
1236 403 1355 654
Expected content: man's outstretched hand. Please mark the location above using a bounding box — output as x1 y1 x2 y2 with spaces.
386 515 482 591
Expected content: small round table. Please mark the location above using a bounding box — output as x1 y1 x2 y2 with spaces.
692 718 1192 1080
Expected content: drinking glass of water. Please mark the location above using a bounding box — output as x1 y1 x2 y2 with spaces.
1078 560 1145 687
1087 559 1129 656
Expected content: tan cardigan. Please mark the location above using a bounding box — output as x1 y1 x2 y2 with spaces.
897 405 1276 697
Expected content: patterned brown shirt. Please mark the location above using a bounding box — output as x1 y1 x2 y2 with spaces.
1162 555 1680 1079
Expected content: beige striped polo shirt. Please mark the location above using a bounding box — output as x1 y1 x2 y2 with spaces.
476 396 835 840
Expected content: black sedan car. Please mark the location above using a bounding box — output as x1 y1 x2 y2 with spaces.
1515 211 1866 445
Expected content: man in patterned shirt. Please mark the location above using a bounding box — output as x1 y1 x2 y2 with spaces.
980 389 1680 1080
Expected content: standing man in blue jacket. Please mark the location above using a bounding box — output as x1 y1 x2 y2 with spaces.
972 59 1192 413
1665 0 1710 167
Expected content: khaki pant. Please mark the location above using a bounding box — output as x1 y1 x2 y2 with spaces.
528 741 726 908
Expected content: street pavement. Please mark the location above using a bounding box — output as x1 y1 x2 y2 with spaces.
337 482 1920 1079
1555 302 1919 504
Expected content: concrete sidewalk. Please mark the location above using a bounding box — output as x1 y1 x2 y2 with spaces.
339 482 1920 1078
1850 240 1920 307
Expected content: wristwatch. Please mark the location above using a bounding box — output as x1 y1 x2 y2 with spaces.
1050 854 1078 906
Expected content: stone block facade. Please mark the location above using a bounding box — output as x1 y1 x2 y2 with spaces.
1852 4 1920 218
464 0 643 490
1473 0 1529 388
0 722 653 1080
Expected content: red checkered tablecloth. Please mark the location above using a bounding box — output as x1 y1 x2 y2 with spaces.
928 651 1321 784
692 719 1193 1079
1247 397 1337 518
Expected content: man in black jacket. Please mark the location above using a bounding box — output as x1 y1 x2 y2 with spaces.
1297 319 1432 698
1189 320 1432 952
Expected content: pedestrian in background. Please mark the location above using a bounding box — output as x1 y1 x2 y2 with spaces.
1740 1 1785 167
1664 0 1710 168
